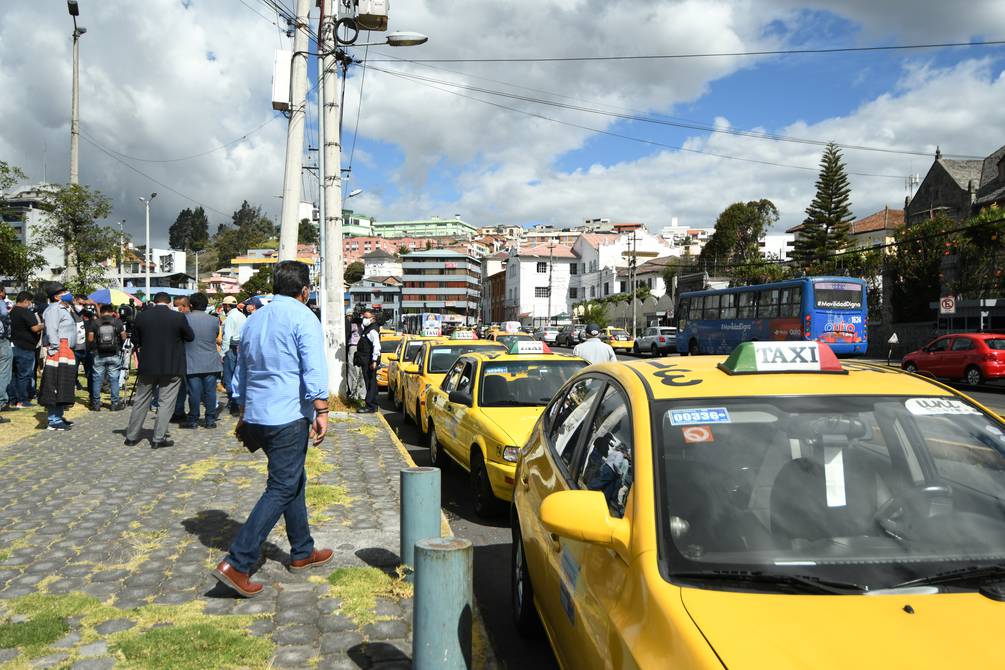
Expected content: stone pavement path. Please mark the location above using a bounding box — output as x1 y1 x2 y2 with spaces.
0 405 415 669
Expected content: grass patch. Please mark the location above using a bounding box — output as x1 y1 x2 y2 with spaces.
0 615 68 653
0 550 9 562
326 567 412 627
123 529 168 556
113 622 272 670
305 446 333 480
306 484 349 523
178 457 229 481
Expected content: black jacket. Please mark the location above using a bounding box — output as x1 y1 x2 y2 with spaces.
132 304 194 377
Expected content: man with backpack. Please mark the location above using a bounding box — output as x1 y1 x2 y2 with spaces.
86 304 127 411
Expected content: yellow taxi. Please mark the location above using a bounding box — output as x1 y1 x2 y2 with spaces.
487 331 536 348
399 332 506 443
425 341 586 516
600 326 634 352
512 340 1005 669
387 334 443 410
376 332 403 390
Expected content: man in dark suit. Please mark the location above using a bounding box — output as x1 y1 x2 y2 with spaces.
124 292 194 447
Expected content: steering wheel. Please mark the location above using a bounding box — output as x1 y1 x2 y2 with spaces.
875 484 954 541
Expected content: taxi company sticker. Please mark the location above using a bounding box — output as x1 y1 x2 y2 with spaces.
682 426 714 444
431 348 451 355
905 398 981 416
484 366 508 375
670 408 731 426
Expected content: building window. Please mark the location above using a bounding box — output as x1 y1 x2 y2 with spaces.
590 286 596 298
536 262 547 273
568 287 577 299
570 263 578 275
603 282 610 296
535 287 550 298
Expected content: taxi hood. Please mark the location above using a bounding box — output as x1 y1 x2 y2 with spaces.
681 587 1005 668
480 407 544 446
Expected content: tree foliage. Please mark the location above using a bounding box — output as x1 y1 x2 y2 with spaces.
238 267 272 300
298 218 319 246
345 261 364 284
168 206 209 251
698 200 779 274
576 301 609 328
211 201 278 268
792 143 854 267
39 184 117 294
0 161 45 285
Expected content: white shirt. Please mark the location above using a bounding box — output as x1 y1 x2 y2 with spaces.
573 337 617 365
366 328 381 362
221 308 247 353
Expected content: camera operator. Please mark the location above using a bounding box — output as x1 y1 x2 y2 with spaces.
118 304 136 392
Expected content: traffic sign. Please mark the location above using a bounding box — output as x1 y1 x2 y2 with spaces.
939 296 956 315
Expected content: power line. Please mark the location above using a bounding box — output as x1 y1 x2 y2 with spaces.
367 63 974 159
346 34 370 188
368 66 907 179
369 39 1005 63
235 0 281 28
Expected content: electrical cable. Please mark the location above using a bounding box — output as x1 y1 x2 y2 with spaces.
346 34 370 181
368 39 1005 63
367 63 974 159
236 0 282 28
367 65 908 179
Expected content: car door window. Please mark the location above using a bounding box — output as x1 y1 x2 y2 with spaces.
547 378 605 470
442 361 464 392
929 338 951 353
952 337 974 352
456 362 475 394
577 387 633 517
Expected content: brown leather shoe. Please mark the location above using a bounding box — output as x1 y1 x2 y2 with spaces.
212 560 263 598
288 548 334 572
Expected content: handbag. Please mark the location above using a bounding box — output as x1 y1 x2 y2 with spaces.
234 421 262 453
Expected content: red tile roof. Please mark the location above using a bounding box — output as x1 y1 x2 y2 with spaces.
786 207 904 235
517 243 577 258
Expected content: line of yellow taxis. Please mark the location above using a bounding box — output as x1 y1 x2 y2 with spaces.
379 327 1005 668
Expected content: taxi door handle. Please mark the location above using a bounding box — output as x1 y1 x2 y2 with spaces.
549 533 561 552
519 473 529 490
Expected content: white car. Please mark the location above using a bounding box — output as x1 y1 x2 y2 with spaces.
536 327 560 343
633 326 677 356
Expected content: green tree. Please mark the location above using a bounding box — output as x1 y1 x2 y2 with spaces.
577 301 609 328
238 267 272 300
887 214 960 321
39 184 117 294
168 207 209 251
698 199 779 273
731 255 793 286
345 261 365 284
298 217 319 246
211 201 277 267
398 244 410 256
0 161 45 285
792 143 854 267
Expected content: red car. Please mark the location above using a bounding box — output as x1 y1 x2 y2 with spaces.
902 332 1005 385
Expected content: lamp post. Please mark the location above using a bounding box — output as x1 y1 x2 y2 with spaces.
67 1 85 185
138 193 157 300
117 219 125 288
317 0 426 396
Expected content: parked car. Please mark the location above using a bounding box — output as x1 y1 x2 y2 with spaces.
556 325 584 347
634 326 677 356
902 332 1005 385
537 327 560 343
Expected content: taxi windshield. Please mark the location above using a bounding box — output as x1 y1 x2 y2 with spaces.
496 334 533 348
380 340 400 354
656 395 1005 591
427 344 504 373
479 360 585 407
609 329 630 339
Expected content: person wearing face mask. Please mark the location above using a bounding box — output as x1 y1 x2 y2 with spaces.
38 283 79 430
70 296 91 394
355 310 381 413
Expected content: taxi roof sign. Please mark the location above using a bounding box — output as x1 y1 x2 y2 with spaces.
450 330 476 340
421 326 441 337
509 340 551 355
718 341 845 375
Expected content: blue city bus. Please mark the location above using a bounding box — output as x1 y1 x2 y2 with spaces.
675 276 868 356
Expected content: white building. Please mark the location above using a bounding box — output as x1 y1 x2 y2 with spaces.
504 243 577 327
118 245 192 294
568 229 672 303
362 248 402 278
759 233 795 261
2 184 65 282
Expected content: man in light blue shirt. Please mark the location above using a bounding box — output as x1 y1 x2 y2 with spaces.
214 261 333 598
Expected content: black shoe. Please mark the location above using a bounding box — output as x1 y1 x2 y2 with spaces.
110 402 125 412
179 423 197 430
123 438 140 446
229 406 241 417
203 420 217 429
0 404 17 412
151 439 175 448
61 418 74 426
0 416 10 424
169 414 186 424
90 402 101 412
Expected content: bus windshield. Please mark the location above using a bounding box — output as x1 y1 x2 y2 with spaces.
814 281 864 311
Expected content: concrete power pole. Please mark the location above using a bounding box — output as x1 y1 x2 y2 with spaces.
319 0 347 397
277 0 312 261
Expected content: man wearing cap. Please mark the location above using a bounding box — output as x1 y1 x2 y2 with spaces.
220 295 246 416
37 283 79 430
573 323 618 366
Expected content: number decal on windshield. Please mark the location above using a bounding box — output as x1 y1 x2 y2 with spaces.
645 361 703 387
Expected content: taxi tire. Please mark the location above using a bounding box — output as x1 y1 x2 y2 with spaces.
416 401 430 446
428 422 444 467
511 519 542 637
393 388 403 412
471 450 505 518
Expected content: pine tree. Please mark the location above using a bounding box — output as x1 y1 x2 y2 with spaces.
793 143 854 267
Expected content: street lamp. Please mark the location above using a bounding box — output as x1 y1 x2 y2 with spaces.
384 31 429 47
117 219 125 288
68 1 85 185
138 193 157 300
347 188 363 198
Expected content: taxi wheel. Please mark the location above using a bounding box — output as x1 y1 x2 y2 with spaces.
428 423 444 466
393 388 403 412
511 519 542 637
416 402 430 446
471 450 504 518
632 342 640 355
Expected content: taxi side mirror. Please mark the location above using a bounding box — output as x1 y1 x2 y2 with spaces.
541 490 629 551
387 353 399 362
448 390 473 407
400 362 419 374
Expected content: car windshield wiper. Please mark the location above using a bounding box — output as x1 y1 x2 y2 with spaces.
890 563 1005 589
485 400 539 407
671 570 867 595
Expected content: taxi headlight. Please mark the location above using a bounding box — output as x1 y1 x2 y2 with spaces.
502 446 520 463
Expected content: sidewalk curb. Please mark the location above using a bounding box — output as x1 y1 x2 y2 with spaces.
375 412 498 669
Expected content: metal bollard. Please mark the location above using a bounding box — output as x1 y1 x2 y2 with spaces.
412 536 473 670
400 467 441 579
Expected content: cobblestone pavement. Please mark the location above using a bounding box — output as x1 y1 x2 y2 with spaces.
0 404 416 669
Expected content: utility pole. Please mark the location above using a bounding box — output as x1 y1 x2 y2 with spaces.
67 1 84 185
546 239 556 327
629 230 638 337
277 0 311 261
319 0 347 397
117 219 125 288
138 193 156 300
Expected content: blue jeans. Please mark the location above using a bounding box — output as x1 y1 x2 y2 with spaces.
47 405 65 425
90 354 121 404
226 418 314 573
12 346 35 404
0 342 11 407
186 372 218 424
222 348 238 407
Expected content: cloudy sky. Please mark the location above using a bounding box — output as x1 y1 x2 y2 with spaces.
1 0 1003 247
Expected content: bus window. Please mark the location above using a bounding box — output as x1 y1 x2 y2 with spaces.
738 291 757 319
757 289 779 318
703 294 720 320
720 293 737 319
779 287 802 318
678 298 690 323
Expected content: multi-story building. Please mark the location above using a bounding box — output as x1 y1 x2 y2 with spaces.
503 243 577 327
229 245 319 286
759 233 795 261
2 183 65 282
362 249 402 278
400 250 481 324
480 252 508 322
568 229 671 302
342 209 375 237
373 216 476 239
906 146 1005 226
486 270 506 323
348 276 402 325
343 236 451 264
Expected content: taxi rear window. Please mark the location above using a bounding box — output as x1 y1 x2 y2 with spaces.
479 360 585 407
380 340 399 353
428 344 504 373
